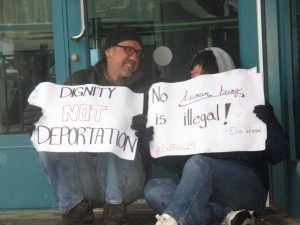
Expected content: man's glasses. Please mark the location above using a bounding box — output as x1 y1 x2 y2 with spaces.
115 45 144 58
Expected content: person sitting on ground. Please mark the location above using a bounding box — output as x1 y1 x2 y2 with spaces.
131 47 288 225
23 25 153 225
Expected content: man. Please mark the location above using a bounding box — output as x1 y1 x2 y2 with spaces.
23 25 152 225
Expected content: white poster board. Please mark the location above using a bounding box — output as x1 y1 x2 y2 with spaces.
28 82 143 160
147 68 266 158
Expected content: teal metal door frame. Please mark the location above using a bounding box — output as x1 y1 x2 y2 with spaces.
262 0 288 209
2 0 291 211
0 135 57 209
239 0 292 210
52 0 90 84
238 0 259 69
275 0 300 218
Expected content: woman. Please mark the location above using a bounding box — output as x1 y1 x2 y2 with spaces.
132 47 288 225
190 47 235 78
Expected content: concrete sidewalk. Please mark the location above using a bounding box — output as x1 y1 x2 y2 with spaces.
0 203 299 225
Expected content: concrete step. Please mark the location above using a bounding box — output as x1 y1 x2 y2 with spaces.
0 203 299 225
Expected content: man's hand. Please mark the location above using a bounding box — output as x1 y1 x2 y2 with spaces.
131 114 147 137
131 114 154 148
23 104 43 134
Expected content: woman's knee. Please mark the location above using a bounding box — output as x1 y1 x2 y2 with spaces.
144 178 172 212
144 178 160 200
184 155 211 172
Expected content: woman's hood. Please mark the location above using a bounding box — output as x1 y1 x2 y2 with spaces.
205 47 235 72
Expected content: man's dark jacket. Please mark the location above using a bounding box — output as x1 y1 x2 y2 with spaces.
64 58 153 179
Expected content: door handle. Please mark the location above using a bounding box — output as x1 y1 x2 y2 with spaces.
71 0 86 40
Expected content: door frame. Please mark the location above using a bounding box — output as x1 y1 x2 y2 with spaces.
0 0 291 210
52 0 90 84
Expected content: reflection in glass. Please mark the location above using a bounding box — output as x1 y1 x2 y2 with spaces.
0 0 239 135
87 0 239 82
0 0 54 134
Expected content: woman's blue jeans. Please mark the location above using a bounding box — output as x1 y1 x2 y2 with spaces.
144 155 267 225
37 151 145 211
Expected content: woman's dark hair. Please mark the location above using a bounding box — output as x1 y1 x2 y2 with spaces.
190 49 219 74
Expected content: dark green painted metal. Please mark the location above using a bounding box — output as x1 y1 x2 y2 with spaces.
52 0 90 82
238 0 294 212
66 0 90 74
238 0 259 69
0 148 56 209
263 0 288 210
1 0 298 215
51 0 69 84
289 161 300 218
279 0 300 218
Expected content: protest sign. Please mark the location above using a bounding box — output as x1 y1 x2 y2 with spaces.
28 82 143 160
147 68 266 158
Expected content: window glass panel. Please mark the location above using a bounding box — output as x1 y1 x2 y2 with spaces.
0 0 54 134
87 0 239 82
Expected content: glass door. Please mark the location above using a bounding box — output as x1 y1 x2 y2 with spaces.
0 0 54 135
0 1 260 136
85 0 241 82
0 0 57 209
0 0 260 209
53 0 244 84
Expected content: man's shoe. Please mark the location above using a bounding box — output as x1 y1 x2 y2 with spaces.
221 210 255 225
155 214 178 225
99 202 129 225
57 199 95 225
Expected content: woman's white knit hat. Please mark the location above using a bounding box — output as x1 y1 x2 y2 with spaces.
205 47 235 72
